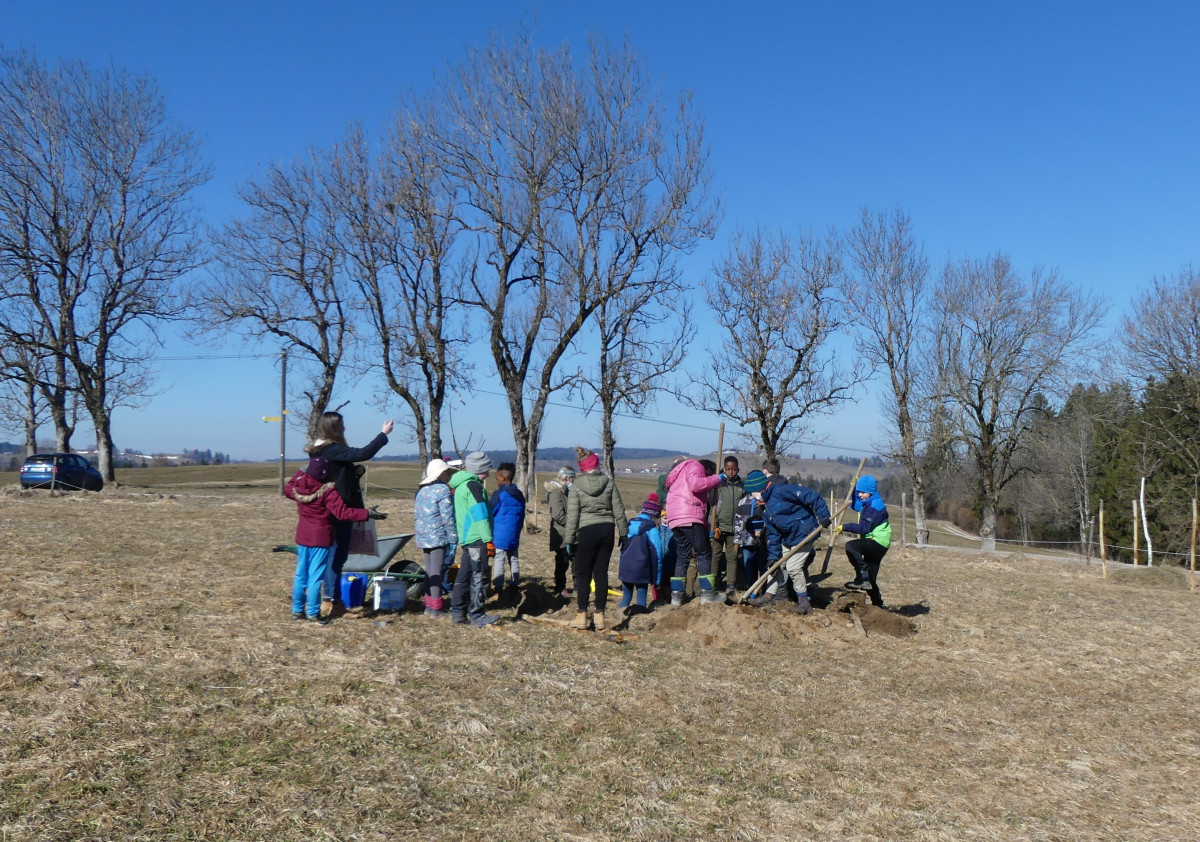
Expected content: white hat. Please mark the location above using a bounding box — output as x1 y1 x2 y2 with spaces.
420 458 453 486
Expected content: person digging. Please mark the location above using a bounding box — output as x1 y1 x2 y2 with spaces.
836 475 890 608
748 479 831 615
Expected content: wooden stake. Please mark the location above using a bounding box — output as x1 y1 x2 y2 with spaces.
902 492 908 548
1099 499 1107 579
1132 499 1139 566
1191 498 1197 592
821 458 867 575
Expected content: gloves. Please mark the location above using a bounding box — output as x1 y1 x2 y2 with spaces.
564 543 576 559
833 524 843 536
368 507 388 520
819 518 832 529
486 541 496 559
618 536 628 551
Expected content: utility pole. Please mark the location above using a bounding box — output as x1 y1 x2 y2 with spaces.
279 348 287 495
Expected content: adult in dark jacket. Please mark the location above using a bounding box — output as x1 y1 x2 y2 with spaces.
305 411 392 603
749 481 831 615
285 456 380 622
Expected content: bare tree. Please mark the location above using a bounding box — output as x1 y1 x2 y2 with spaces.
414 30 716 498
931 254 1106 551
196 143 349 441
0 49 209 479
689 226 861 461
586 288 695 476
846 205 932 544
333 123 472 464
1122 265 1200 482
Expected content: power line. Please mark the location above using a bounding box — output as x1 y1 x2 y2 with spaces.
467 386 883 455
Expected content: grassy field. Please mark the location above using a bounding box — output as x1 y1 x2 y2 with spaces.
1 471 1197 841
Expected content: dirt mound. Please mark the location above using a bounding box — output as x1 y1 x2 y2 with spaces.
571 593 921 647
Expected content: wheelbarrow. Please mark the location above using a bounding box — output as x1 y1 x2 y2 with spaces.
271 533 425 606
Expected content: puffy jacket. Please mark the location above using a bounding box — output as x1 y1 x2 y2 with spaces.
306 433 388 509
489 483 527 551
564 471 628 545
843 483 892 549
285 470 369 547
450 470 492 546
618 513 666 585
709 474 744 532
414 481 455 548
664 459 722 528
763 483 830 561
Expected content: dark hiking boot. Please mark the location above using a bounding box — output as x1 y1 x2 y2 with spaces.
748 592 782 608
292 612 305 621
844 578 873 592
789 596 813 616
307 614 330 625
471 613 499 628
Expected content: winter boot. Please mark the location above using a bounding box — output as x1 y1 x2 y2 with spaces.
472 613 499 628
789 596 813 615
569 610 590 630
844 558 872 591
748 591 782 608
423 595 447 618
593 610 606 631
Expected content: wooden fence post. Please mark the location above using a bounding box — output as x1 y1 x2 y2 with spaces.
1191 498 1197 592
1099 499 1107 579
1132 499 1139 567
902 492 908 548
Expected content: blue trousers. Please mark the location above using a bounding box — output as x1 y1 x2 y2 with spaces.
293 544 334 617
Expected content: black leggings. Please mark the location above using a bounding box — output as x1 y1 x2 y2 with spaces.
575 523 615 612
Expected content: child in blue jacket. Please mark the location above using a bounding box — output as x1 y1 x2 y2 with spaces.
617 493 667 614
839 475 891 607
489 462 527 596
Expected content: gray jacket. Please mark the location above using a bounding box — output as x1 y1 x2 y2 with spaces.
564 471 628 545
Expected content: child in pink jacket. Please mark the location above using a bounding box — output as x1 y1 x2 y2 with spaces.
664 457 723 606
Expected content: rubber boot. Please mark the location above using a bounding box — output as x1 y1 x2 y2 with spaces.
865 561 884 607
593 610 606 631
569 610 589 630
670 576 686 607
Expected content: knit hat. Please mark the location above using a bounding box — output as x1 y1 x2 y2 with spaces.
464 451 493 476
743 469 767 494
855 475 878 495
557 465 577 479
306 456 332 483
641 492 662 518
420 458 452 486
577 449 600 473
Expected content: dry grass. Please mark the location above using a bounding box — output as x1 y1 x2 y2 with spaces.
1 478 1197 841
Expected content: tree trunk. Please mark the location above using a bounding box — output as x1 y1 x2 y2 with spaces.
979 501 997 552
92 408 115 482
600 402 617 478
910 480 930 546
23 378 38 457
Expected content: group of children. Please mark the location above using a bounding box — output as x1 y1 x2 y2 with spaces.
286 440 892 627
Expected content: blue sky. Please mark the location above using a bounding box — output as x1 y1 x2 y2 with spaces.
4 1 1199 460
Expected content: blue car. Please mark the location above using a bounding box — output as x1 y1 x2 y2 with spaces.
20 453 104 491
